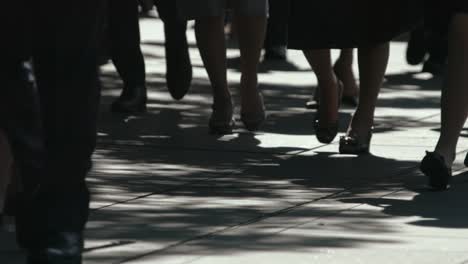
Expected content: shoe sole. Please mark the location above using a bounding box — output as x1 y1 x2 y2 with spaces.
420 159 450 191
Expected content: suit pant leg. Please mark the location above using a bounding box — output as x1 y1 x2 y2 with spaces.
29 0 101 234
108 0 146 88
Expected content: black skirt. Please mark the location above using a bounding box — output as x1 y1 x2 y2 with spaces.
288 1 424 49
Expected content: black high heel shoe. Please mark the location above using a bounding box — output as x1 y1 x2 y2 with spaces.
313 81 343 144
339 129 373 155
240 93 266 132
420 151 452 191
209 99 235 135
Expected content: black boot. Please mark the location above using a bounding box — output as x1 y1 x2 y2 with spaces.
111 85 147 113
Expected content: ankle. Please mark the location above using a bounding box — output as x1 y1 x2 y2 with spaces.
348 114 374 134
434 147 456 167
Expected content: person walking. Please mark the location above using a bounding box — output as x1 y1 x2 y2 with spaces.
288 1 422 151
108 0 193 114
3 0 101 262
420 3 468 191
177 0 268 134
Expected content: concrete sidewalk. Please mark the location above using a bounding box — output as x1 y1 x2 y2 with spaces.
2 17 468 264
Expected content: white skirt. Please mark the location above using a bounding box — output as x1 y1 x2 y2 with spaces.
177 0 268 20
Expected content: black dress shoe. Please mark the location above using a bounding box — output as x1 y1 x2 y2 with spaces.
420 151 451 191
164 20 192 100
27 232 83 264
111 85 147 114
421 58 446 76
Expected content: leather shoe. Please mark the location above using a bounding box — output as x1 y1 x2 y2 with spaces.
27 231 84 264
111 85 147 114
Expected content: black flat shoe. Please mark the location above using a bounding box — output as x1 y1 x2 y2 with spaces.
420 151 451 191
313 81 343 144
27 232 83 264
111 86 147 114
339 129 373 155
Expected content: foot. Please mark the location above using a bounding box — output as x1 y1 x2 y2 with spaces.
314 79 343 144
420 151 452 191
27 231 84 264
422 57 447 76
209 96 235 135
111 86 147 114
240 87 266 132
340 113 374 154
241 93 266 132
316 78 342 126
164 20 192 100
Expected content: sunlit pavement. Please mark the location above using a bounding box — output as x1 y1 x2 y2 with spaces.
3 16 468 264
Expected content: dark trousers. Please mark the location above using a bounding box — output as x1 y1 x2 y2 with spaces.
154 0 180 22
424 0 450 62
108 0 146 89
3 0 101 248
265 0 290 48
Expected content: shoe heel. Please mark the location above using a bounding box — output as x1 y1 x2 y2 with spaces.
420 151 451 191
240 93 266 132
209 100 234 135
339 129 372 155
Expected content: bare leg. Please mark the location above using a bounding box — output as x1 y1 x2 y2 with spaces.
335 49 359 97
346 43 390 139
304 49 340 123
194 16 231 105
233 14 267 115
434 14 468 166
